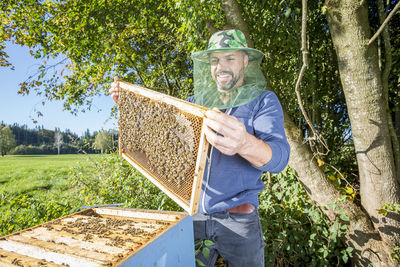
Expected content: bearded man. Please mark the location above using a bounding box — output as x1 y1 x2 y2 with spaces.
109 29 290 267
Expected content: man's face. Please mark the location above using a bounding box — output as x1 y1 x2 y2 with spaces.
210 50 249 92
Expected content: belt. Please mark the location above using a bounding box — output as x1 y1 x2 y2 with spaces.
226 203 255 214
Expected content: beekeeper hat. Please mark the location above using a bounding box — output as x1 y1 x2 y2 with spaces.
191 29 264 62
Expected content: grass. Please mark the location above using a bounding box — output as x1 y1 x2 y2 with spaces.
0 154 104 236
0 154 101 195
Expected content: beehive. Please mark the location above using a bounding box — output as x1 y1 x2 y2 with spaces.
0 207 195 267
118 80 210 215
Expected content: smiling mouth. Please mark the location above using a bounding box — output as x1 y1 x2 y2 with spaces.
216 72 232 83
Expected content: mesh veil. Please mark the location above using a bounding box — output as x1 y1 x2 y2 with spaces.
191 52 267 109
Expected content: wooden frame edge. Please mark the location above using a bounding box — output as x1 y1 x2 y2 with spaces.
189 123 209 215
93 207 186 222
119 81 209 117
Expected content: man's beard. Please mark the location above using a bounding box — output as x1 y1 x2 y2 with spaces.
214 71 241 92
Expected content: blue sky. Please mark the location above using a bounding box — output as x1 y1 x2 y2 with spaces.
0 43 117 136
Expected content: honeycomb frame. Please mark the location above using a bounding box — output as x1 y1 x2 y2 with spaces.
118 80 209 215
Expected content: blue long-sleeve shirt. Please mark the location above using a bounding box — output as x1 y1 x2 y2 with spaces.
188 90 290 214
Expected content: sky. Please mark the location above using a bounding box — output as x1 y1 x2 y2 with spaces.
0 43 117 137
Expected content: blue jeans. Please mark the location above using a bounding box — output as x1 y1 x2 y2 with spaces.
193 210 265 267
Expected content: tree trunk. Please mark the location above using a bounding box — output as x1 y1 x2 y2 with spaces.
394 110 400 139
377 0 400 185
220 0 253 48
325 0 400 248
395 109 400 184
396 110 400 144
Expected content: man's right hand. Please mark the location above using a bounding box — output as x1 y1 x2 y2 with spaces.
109 76 120 104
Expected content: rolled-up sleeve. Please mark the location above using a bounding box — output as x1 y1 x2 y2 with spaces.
252 91 290 173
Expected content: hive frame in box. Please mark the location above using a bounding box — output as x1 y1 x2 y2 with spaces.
0 207 195 267
118 80 209 215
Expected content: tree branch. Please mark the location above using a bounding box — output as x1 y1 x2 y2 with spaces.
159 61 173 95
220 0 254 48
294 0 329 152
205 19 218 35
123 51 148 88
368 0 400 46
377 0 400 182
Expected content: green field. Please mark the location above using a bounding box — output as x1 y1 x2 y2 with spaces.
0 154 103 235
0 154 101 194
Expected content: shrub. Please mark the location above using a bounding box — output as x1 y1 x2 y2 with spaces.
0 190 76 236
8 144 79 155
259 168 352 266
68 153 181 211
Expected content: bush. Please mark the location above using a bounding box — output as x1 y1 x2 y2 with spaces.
0 190 76 236
259 168 352 266
10 145 39 155
69 153 181 211
9 144 79 155
10 144 53 155
60 143 79 154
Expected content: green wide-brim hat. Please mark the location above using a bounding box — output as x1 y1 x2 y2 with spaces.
191 29 264 62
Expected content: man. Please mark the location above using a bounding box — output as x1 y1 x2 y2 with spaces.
110 29 290 267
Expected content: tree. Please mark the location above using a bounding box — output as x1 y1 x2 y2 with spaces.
0 0 194 112
93 131 111 154
54 130 63 155
324 0 400 256
1 0 400 265
0 126 16 156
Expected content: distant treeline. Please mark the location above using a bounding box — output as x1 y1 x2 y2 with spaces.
1 122 117 154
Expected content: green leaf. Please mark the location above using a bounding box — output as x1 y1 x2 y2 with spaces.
321 5 328 15
196 258 206 266
339 212 349 222
202 247 210 259
340 224 348 231
342 253 348 263
327 202 337 210
204 240 215 246
285 8 291 17
323 250 328 258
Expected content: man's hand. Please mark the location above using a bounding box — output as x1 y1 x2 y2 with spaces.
204 110 248 156
204 110 272 167
109 76 120 104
